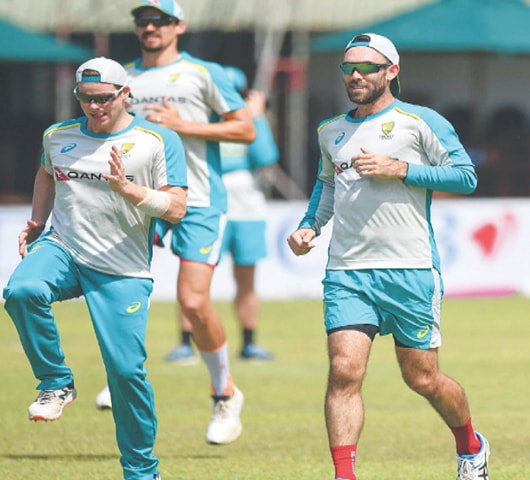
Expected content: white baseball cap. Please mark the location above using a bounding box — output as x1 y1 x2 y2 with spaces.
75 57 128 86
131 0 185 20
344 33 401 97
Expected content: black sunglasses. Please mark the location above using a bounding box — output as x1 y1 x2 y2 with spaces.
134 14 178 27
73 85 125 105
339 62 391 75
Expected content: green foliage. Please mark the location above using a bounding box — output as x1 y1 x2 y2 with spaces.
1 296 529 479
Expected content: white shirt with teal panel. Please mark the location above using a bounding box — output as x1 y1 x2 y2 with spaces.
299 99 477 272
124 52 247 212
42 115 187 278
220 116 279 221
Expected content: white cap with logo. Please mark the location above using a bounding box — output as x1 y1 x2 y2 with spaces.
75 57 128 86
131 0 185 19
344 33 401 97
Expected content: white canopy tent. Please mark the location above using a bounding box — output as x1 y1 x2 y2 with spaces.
0 0 434 33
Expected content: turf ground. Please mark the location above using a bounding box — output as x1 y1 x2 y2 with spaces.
1 296 529 479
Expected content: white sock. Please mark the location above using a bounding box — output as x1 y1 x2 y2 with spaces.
200 343 233 396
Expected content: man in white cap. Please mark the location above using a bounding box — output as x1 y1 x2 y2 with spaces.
96 0 255 446
287 33 490 480
3 56 188 480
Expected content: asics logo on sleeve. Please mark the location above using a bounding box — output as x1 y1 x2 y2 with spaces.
416 326 430 339
126 302 142 314
335 132 346 144
28 244 44 254
60 143 77 153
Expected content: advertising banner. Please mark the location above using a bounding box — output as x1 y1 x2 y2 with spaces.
2 199 530 300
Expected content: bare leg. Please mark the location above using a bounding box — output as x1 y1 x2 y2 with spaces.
325 330 373 446
396 346 471 428
177 261 226 352
233 264 259 331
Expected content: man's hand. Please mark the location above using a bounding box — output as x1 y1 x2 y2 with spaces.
18 220 45 258
103 145 129 193
351 147 408 179
287 228 317 256
144 97 185 133
245 90 267 117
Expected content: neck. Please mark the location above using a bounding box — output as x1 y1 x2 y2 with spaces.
141 49 181 68
87 111 134 135
354 94 395 119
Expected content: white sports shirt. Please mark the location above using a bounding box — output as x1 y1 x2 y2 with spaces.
299 99 477 272
124 52 246 212
42 115 187 278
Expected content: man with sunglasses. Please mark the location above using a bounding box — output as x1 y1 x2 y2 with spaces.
287 34 489 480
3 56 188 480
96 0 255 446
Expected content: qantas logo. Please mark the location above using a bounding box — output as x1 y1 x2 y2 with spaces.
129 95 186 105
53 166 134 183
334 159 358 175
54 167 70 181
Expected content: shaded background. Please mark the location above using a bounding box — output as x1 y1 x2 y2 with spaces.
2 0 530 202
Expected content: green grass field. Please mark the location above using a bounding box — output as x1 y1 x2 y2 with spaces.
1 296 529 479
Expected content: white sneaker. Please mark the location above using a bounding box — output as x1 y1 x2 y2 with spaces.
95 384 112 410
205 386 244 445
456 431 490 480
28 384 77 421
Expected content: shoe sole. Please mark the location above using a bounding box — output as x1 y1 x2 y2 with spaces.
29 396 75 422
206 422 243 445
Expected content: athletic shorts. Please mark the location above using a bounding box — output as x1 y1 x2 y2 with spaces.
155 206 226 265
322 268 443 349
222 220 267 266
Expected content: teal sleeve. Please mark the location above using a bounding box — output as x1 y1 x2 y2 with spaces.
248 117 279 170
298 159 334 236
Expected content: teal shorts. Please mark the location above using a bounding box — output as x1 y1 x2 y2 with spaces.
322 268 443 349
222 220 267 266
155 206 226 265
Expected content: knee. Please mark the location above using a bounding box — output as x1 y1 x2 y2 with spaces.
4 279 50 309
106 359 146 382
328 355 366 391
178 294 208 323
402 370 439 397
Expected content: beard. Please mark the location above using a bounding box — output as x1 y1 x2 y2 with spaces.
140 33 164 53
346 77 387 105
141 44 164 53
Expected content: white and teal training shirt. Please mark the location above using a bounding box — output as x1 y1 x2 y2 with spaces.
124 52 247 212
42 115 187 278
298 99 477 272
220 116 279 221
